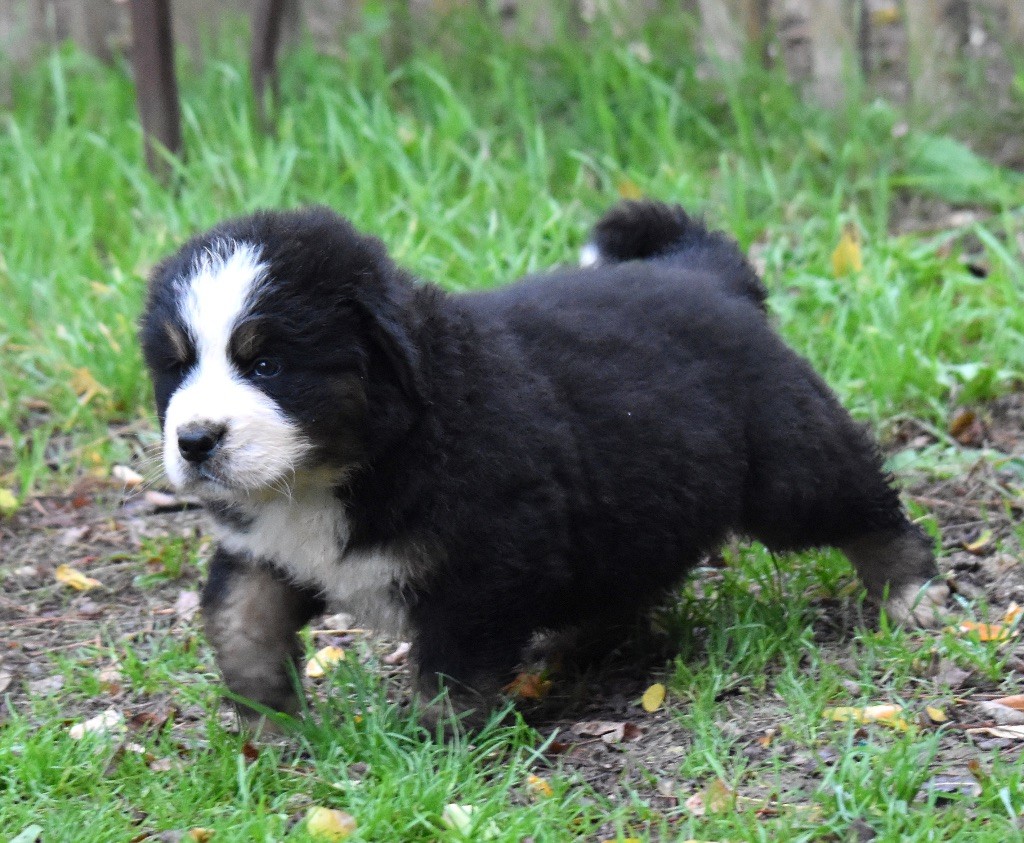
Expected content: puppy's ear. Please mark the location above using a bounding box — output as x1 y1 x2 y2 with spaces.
360 298 423 405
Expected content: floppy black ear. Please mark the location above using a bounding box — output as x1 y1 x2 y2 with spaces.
358 294 423 406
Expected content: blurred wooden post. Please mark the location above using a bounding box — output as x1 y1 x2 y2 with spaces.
802 0 855 105
743 0 770 65
1008 2 1024 44
251 0 286 128
904 0 964 107
696 0 743 62
695 0 770 66
129 0 181 174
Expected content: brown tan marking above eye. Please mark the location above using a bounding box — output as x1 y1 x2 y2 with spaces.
230 318 266 366
164 321 192 364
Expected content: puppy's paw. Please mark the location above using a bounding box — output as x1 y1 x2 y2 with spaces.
883 580 951 628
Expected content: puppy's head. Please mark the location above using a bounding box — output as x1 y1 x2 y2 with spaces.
140 207 419 500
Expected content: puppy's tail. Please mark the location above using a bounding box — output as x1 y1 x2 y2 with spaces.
581 200 767 309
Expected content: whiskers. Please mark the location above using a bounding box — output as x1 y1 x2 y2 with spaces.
118 439 174 505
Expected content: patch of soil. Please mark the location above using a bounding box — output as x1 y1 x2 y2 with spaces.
2 394 1023 820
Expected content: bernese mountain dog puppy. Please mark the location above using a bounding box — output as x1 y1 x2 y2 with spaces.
140 201 948 728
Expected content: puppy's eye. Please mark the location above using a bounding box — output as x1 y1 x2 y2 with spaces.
250 358 281 378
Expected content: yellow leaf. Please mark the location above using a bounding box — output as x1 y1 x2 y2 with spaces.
526 774 553 799
55 563 102 591
305 645 345 678
70 367 109 405
0 488 19 517
871 6 901 26
616 177 643 200
1003 602 1023 625
188 830 215 842
831 227 863 276
305 807 357 841
641 682 666 712
926 706 948 723
824 704 910 731
963 530 993 554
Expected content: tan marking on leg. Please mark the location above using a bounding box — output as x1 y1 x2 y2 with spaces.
203 565 311 723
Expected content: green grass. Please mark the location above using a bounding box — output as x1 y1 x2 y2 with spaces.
2 4 1024 841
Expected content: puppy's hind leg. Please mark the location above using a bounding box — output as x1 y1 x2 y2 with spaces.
740 370 948 627
409 602 532 735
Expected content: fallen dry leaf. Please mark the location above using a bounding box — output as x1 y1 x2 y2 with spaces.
574 720 642 744
383 641 411 665
1004 603 1023 625
991 694 1024 711
823 704 910 731
953 620 1017 643
27 675 64 696
111 464 144 488
963 530 993 555
174 590 201 622
0 487 19 516
504 671 551 700
684 779 734 816
306 645 346 678
831 226 863 276
684 790 707 817
948 408 986 447
98 665 124 695
69 707 125 739
926 706 948 724
305 807 357 841
977 701 1024 726
641 682 666 712
966 725 1024 740
55 563 102 591
187 831 214 843
144 490 180 509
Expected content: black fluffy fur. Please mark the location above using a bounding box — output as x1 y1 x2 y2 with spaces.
142 200 939 721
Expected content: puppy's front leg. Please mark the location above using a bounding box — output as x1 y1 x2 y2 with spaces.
842 525 949 627
201 548 326 724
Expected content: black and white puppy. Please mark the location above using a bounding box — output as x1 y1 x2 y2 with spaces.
140 201 948 726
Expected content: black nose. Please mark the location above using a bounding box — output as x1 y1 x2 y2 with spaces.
177 423 226 464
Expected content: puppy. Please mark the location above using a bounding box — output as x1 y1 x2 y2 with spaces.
140 201 947 727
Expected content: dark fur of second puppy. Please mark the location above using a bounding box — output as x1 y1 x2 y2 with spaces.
140 200 948 729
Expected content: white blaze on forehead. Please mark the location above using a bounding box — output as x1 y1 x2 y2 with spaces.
162 241 309 494
179 241 267 355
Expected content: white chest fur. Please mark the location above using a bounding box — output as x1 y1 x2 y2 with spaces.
213 487 410 634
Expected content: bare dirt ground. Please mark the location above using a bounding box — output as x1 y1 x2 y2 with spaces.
2 393 1024 815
